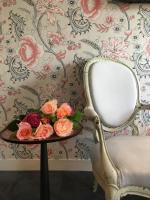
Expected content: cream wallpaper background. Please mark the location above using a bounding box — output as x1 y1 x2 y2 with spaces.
0 0 150 161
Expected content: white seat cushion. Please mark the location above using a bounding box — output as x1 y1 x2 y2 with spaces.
92 136 150 188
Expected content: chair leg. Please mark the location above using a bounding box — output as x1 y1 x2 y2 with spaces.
105 186 119 200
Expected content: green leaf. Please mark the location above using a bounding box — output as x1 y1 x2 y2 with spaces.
32 127 36 133
7 120 20 132
14 114 25 121
49 115 57 123
73 121 80 129
27 108 39 113
69 111 84 122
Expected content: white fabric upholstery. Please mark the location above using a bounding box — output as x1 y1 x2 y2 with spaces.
90 61 137 127
91 136 150 188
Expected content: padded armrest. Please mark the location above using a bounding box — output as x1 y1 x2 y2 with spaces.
84 106 98 120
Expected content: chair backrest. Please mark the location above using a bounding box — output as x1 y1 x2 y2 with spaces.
84 57 139 129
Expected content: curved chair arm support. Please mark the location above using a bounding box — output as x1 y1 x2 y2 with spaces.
84 106 100 142
84 106 119 187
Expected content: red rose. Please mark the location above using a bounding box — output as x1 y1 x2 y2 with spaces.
22 112 41 128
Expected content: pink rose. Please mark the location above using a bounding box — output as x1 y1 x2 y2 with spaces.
35 123 54 139
41 99 57 114
16 122 33 140
57 103 73 119
54 118 73 137
22 112 41 128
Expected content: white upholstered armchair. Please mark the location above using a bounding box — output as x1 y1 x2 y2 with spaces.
83 56 150 200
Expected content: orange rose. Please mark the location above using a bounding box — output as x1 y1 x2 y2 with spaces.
16 122 33 140
41 99 57 114
35 123 53 139
54 118 73 137
57 103 73 119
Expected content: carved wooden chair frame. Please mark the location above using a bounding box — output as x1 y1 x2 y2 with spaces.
83 56 150 200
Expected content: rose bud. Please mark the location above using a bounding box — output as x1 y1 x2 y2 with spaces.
41 117 50 124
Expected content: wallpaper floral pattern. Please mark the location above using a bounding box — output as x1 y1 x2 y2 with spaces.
0 0 150 160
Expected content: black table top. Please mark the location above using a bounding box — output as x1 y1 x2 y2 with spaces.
0 128 82 144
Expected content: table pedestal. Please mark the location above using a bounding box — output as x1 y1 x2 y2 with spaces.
40 143 50 200
0 128 81 200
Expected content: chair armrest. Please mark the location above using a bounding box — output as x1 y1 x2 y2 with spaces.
138 103 150 110
84 106 98 120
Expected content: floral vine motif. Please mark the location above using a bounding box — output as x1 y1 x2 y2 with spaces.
5 55 30 82
101 38 129 60
132 52 150 77
0 103 8 121
138 6 150 37
75 139 90 159
81 38 101 54
13 99 28 114
20 85 41 109
36 0 64 25
29 2 67 80
140 110 150 126
73 54 87 85
10 144 33 159
9 11 26 40
67 7 91 35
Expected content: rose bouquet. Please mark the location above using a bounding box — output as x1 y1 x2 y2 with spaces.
7 99 83 140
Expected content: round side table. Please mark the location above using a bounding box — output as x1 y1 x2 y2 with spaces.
0 128 82 200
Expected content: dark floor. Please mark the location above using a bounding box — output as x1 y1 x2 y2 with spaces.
0 171 149 200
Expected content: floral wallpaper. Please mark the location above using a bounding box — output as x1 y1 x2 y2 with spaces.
0 0 150 160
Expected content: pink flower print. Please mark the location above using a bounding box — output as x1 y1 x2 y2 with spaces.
1 0 16 7
18 36 42 67
0 80 4 87
56 50 66 60
105 16 113 24
43 64 51 73
67 41 81 51
146 40 150 56
146 126 150 136
48 32 64 45
36 0 64 25
119 3 129 12
0 35 4 43
124 30 132 37
101 38 129 60
0 95 6 103
146 131 150 136
80 0 103 19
